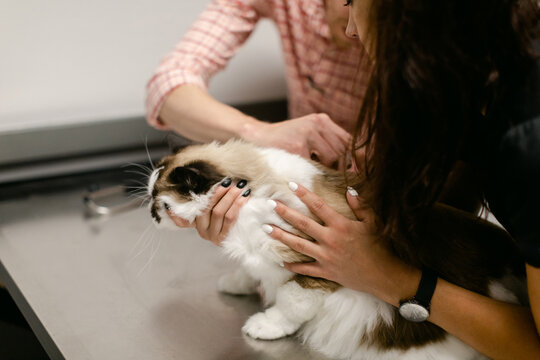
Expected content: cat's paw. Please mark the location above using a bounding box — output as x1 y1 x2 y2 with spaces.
217 271 258 295
242 311 297 340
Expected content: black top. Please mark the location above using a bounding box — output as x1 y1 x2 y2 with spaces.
485 55 540 267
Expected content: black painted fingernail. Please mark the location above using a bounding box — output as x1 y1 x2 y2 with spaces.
221 178 232 187
236 180 247 189
242 189 251 197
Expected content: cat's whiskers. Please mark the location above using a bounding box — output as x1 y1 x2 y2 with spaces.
126 186 151 197
128 179 152 187
128 222 156 262
122 161 152 171
124 169 153 179
144 137 156 171
122 194 151 211
127 187 152 197
136 233 162 277
125 151 162 275
127 194 150 204
129 196 152 210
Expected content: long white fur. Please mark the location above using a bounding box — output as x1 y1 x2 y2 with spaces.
150 145 509 360
147 166 162 196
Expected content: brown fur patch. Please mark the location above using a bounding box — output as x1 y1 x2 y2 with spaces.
311 164 365 222
292 274 340 292
273 242 314 263
367 310 446 350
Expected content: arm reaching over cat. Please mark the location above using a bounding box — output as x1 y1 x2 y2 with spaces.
159 86 351 170
268 183 540 360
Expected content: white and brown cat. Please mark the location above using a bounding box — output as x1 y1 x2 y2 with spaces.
147 140 525 360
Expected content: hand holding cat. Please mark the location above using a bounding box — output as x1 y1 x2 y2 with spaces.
266 182 420 306
246 113 351 171
168 179 250 246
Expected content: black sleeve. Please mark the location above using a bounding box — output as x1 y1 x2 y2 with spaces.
488 116 540 267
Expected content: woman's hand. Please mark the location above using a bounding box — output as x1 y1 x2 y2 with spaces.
168 179 251 246
246 114 352 171
265 182 420 304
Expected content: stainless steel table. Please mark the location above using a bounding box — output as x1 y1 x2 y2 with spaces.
0 188 330 359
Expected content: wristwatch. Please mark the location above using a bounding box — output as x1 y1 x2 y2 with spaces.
399 268 438 322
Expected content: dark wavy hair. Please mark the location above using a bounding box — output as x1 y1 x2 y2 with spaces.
352 0 539 249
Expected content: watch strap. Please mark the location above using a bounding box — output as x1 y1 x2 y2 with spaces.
413 268 438 309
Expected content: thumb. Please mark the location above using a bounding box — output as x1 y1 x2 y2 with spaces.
346 187 374 224
167 211 194 228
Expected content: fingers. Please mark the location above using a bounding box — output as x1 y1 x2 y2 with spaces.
264 224 321 260
168 213 193 228
317 113 351 152
272 197 328 241
308 132 341 169
285 182 340 227
308 114 351 169
349 147 367 173
205 182 250 242
219 192 250 242
195 178 235 231
283 261 323 279
196 180 250 245
341 151 354 172
346 187 375 227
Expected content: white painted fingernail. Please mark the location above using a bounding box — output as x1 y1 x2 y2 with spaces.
288 182 298 192
267 199 277 210
347 186 358 197
262 224 273 234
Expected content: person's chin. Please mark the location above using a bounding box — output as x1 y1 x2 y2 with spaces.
330 27 354 50
333 36 353 50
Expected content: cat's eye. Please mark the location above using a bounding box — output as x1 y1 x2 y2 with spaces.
163 202 171 211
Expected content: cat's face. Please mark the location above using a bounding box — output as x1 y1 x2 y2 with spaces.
148 155 225 227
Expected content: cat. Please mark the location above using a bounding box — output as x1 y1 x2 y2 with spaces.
147 139 526 360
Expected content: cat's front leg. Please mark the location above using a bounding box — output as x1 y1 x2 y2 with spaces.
218 268 259 295
242 280 326 340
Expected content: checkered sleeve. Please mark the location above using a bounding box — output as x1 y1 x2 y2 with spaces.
145 0 267 128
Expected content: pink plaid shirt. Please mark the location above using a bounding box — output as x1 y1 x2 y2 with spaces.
145 0 370 133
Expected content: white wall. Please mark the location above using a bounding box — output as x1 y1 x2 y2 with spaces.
0 0 287 133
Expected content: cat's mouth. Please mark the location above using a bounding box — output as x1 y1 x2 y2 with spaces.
150 197 178 226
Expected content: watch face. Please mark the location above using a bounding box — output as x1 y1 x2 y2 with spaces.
399 302 429 322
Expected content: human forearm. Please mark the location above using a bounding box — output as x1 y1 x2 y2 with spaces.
158 84 267 143
145 0 263 132
429 278 540 360
370 259 540 359
159 85 353 169
366 249 540 359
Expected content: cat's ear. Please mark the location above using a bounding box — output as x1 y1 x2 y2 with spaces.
168 166 197 184
168 166 203 194
168 161 224 195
